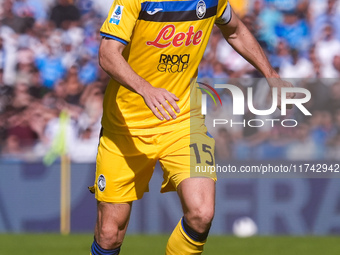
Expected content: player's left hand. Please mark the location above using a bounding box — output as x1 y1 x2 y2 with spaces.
267 78 295 109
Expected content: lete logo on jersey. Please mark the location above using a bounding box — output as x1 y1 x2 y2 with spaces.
109 5 124 25
147 25 203 48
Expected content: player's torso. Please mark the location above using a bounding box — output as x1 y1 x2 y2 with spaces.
128 0 219 83
104 0 222 134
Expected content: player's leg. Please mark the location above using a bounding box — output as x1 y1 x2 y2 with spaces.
158 125 216 254
179 178 215 234
89 129 158 255
90 201 132 255
166 178 215 255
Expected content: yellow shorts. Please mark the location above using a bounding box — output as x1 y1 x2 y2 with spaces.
93 125 216 203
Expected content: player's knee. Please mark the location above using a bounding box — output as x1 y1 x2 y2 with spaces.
97 225 122 249
185 206 214 233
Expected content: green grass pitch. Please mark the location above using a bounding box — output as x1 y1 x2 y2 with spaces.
0 234 339 255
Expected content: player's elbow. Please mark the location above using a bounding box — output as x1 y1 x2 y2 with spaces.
98 55 106 72
98 47 109 72
98 42 123 73
98 49 116 75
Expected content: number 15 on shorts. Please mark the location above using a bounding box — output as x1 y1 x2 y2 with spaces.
190 143 214 166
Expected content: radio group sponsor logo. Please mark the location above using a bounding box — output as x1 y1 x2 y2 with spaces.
158 54 190 73
109 5 124 25
196 0 207 19
147 25 203 48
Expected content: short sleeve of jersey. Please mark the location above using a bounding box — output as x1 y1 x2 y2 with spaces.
100 0 141 45
215 0 232 25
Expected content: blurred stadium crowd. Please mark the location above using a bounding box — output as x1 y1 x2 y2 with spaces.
0 0 340 162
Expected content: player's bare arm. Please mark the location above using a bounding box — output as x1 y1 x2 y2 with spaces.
216 8 295 106
98 38 180 121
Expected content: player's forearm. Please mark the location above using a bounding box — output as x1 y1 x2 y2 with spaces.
98 39 152 96
218 11 279 79
228 31 278 78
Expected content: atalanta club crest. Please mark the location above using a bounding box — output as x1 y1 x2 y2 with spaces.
98 174 106 192
196 0 206 19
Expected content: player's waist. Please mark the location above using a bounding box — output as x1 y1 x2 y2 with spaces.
102 111 204 136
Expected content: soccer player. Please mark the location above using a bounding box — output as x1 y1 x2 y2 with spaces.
89 0 293 254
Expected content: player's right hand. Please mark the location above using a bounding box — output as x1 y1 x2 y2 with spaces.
141 87 180 121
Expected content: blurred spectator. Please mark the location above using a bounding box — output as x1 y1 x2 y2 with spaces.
6 110 37 148
315 24 340 78
77 0 94 15
311 111 336 144
212 62 228 80
256 0 283 50
215 128 233 161
308 45 322 77
10 81 32 111
275 10 310 52
258 125 290 159
16 47 35 83
328 81 340 112
78 52 98 85
1 135 22 160
334 109 340 131
204 27 222 62
269 40 291 69
279 48 314 78
328 133 340 159
70 90 103 162
234 110 270 160
302 79 330 113
64 65 84 105
50 0 81 29
0 68 13 113
0 37 3 70
266 0 299 12
334 54 340 74
218 40 255 77
241 14 258 36
286 123 319 160
198 57 214 78
1 0 26 33
60 35 77 69
28 67 50 99
13 0 47 23
35 44 65 88
295 0 309 20
312 0 340 41
310 111 336 157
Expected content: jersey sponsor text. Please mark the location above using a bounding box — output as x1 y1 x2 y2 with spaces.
158 54 190 73
146 25 203 48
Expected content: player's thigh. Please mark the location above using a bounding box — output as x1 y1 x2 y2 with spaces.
159 128 216 193
95 130 157 202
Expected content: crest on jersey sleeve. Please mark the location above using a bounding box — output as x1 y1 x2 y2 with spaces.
110 5 124 25
196 0 206 19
